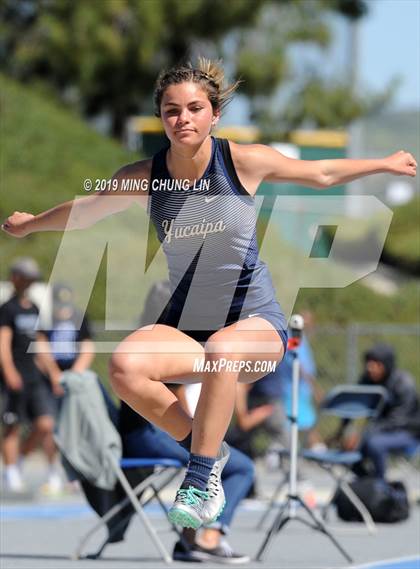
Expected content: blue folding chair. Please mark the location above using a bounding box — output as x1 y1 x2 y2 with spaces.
402 441 420 463
256 385 387 532
55 371 184 564
301 384 388 533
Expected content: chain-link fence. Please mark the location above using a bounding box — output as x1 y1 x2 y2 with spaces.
309 323 420 390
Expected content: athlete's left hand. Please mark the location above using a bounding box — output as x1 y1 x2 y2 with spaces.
385 150 417 177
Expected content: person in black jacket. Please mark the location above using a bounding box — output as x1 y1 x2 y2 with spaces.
335 343 419 479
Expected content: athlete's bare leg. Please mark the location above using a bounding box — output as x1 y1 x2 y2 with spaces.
110 318 283 453
109 324 205 441
192 316 284 457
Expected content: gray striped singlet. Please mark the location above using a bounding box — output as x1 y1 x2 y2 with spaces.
148 136 287 347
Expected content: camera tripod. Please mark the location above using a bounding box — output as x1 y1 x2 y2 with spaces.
255 319 353 563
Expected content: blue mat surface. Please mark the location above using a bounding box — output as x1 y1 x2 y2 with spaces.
1 504 91 520
353 556 420 569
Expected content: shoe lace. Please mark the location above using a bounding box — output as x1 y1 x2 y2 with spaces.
177 486 209 506
206 444 229 497
207 470 220 496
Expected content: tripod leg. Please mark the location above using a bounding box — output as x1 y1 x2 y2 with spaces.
255 500 290 561
256 472 288 530
298 498 353 563
254 345 353 564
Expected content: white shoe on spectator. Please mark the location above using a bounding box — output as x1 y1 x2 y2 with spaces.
3 464 25 493
41 469 63 496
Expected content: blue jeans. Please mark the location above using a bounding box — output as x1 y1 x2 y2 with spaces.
123 424 255 534
360 429 418 479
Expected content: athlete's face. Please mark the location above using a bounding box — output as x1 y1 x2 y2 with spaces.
160 82 219 144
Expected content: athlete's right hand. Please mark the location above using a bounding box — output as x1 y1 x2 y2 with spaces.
1 212 35 238
5 369 24 391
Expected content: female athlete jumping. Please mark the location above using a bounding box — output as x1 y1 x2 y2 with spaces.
2 58 417 529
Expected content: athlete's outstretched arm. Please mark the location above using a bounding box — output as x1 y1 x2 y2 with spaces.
1 161 149 238
234 144 417 193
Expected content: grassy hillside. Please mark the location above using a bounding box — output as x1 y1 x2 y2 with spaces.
323 195 420 272
1 74 140 317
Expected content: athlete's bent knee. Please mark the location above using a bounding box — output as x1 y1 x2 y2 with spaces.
204 333 241 360
109 352 134 397
109 351 153 398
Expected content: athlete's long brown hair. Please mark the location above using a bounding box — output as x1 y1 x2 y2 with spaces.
153 57 241 117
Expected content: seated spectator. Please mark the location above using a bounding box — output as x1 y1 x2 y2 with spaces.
331 343 420 479
224 363 288 499
227 373 288 461
119 392 254 564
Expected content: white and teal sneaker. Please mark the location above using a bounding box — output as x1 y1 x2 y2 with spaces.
168 442 231 529
168 486 210 529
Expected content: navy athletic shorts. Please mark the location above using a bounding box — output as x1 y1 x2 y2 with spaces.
159 300 288 354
